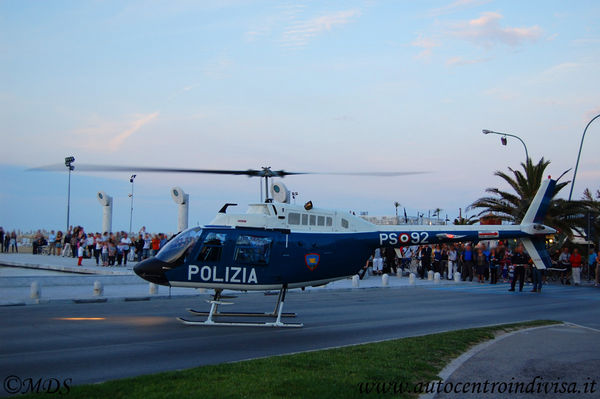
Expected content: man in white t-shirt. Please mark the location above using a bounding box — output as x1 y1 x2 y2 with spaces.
120 233 132 266
447 244 458 280
372 248 383 275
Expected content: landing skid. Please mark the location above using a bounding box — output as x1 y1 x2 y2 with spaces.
177 285 303 328
186 309 296 318
176 317 303 328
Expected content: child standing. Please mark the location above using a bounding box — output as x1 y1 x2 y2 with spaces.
101 242 109 266
108 241 116 266
77 239 85 266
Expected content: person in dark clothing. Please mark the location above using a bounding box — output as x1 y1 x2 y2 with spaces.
474 248 488 283
531 265 543 292
134 234 144 262
384 247 396 275
509 244 529 292
489 247 499 284
420 246 432 279
461 244 474 281
0 227 4 253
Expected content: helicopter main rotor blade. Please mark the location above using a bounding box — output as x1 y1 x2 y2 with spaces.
29 164 306 177
30 164 428 178
310 171 428 177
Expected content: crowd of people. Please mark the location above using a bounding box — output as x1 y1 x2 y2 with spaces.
3 225 600 288
25 226 171 267
0 227 19 253
364 241 600 290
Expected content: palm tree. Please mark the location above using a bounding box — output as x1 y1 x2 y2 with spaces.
432 207 443 223
453 215 478 225
468 157 584 238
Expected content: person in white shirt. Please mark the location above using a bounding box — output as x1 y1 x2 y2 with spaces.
120 233 132 266
448 244 458 280
372 248 383 275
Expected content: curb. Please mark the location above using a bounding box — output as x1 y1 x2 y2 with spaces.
0 260 133 276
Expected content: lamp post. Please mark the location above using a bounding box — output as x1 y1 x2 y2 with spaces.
64 156 75 232
482 129 529 161
129 174 136 234
568 113 600 201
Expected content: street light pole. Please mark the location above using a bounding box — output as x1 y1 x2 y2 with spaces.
568 113 600 201
129 174 136 234
482 129 529 161
64 156 75 232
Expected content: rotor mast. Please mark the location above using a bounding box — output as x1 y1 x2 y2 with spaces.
262 166 271 203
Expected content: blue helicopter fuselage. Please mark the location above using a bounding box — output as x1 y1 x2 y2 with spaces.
133 178 557 291
135 224 532 291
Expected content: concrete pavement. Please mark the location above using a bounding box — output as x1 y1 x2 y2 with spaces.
429 324 600 399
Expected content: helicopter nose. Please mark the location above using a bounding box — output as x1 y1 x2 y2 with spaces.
134 258 170 286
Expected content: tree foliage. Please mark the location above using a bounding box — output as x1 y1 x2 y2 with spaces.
468 158 585 238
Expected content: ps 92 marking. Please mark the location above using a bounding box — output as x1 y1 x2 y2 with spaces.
379 232 429 246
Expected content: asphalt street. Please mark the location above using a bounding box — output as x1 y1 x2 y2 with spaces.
1 283 599 394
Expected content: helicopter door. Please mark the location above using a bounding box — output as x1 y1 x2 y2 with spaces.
196 232 228 264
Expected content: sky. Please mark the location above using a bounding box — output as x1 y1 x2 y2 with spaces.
1 0 599 233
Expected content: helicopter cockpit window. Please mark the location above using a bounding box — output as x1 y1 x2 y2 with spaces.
197 233 227 263
288 212 301 225
234 235 272 265
155 227 202 264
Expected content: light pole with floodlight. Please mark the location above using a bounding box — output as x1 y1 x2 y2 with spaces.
129 174 136 234
482 129 529 161
65 156 75 232
568 113 600 201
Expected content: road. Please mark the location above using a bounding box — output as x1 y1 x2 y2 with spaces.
1 283 599 391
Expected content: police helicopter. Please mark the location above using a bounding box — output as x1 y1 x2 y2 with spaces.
34 164 557 327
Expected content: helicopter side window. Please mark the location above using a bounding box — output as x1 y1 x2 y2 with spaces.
301 214 308 225
309 215 316 226
317 216 325 226
197 233 227 263
288 212 301 225
234 235 272 265
326 217 333 227
341 218 349 229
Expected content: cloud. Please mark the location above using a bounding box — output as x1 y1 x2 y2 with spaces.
281 9 361 47
429 0 491 16
107 112 159 151
450 12 542 47
445 56 490 66
411 35 440 60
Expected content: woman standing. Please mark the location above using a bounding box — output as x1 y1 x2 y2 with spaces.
9 231 18 252
55 231 63 256
474 248 487 283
